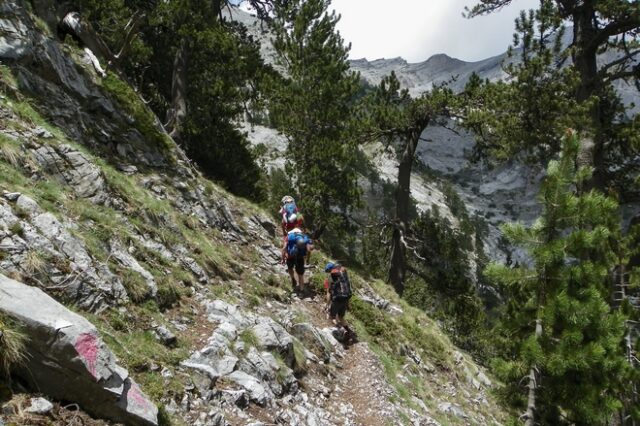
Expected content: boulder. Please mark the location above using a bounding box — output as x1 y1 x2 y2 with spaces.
290 323 332 362
0 274 158 425
154 326 177 347
226 371 271 406
251 318 294 365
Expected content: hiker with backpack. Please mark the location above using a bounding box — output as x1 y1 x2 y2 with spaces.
324 262 356 344
279 195 304 237
282 228 313 293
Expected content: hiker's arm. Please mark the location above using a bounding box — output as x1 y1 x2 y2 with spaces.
306 243 313 264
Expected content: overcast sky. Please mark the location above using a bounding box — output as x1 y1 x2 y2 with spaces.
330 0 540 63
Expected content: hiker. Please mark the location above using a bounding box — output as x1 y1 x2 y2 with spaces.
279 195 304 237
324 262 356 344
282 228 313 293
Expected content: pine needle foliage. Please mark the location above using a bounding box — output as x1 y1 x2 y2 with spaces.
268 0 362 236
489 132 631 425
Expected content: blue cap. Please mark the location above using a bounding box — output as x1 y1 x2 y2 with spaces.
324 262 335 272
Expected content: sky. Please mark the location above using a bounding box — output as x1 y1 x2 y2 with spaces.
234 0 541 63
330 0 540 63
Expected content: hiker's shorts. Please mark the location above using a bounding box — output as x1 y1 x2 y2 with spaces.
330 298 348 319
286 255 305 275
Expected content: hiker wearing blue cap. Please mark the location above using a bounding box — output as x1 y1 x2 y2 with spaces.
323 262 356 344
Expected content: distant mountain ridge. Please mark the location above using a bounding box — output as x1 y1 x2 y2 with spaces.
350 52 508 94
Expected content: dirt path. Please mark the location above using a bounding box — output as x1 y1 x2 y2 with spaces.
292 294 400 426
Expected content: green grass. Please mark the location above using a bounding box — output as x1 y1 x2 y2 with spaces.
156 276 183 310
239 329 259 348
0 135 21 168
101 74 175 156
0 64 18 90
292 339 307 375
120 269 151 303
0 315 27 377
8 222 24 238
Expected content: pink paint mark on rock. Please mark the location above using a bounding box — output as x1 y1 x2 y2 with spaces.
127 381 153 410
74 332 99 379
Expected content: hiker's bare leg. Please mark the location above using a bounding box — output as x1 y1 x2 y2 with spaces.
288 268 297 287
297 272 305 290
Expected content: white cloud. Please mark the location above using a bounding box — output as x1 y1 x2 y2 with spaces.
331 0 539 62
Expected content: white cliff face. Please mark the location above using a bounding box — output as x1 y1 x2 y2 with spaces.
418 124 543 262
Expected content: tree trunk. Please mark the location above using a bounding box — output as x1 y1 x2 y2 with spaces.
572 4 605 190
524 318 543 426
166 41 188 141
388 129 420 296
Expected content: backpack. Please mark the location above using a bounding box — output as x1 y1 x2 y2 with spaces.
330 268 352 301
282 201 298 224
287 233 308 257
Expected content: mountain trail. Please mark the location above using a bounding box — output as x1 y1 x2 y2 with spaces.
291 293 400 425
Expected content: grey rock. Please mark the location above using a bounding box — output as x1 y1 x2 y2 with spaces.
2 192 21 201
0 8 33 60
208 412 226 426
33 126 53 139
226 371 271 406
30 212 128 311
117 164 138 175
476 370 492 388
222 389 248 408
0 274 158 425
290 323 332 362
31 144 108 203
110 239 157 298
251 318 294 364
154 326 177 347
15 194 40 216
437 402 467 419
25 397 54 415
205 300 253 328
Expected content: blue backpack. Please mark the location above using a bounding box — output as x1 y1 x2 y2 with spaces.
287 233 310 257
283 201 297 223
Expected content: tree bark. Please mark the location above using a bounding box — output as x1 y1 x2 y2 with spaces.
166 41 188 141
388 128 421 296
524 318 543 426
572 3 605 190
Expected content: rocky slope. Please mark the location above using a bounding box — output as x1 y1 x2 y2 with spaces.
0 1 508 425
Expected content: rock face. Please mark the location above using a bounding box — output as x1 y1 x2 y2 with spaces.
182 300 298 407
0 274 158 426
31 143 108 203
0 195 128 312
0 0 171 167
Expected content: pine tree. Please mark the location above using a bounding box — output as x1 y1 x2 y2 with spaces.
488 131 630 425
466 0 640 191
268 0 362 236
366 72 453 295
